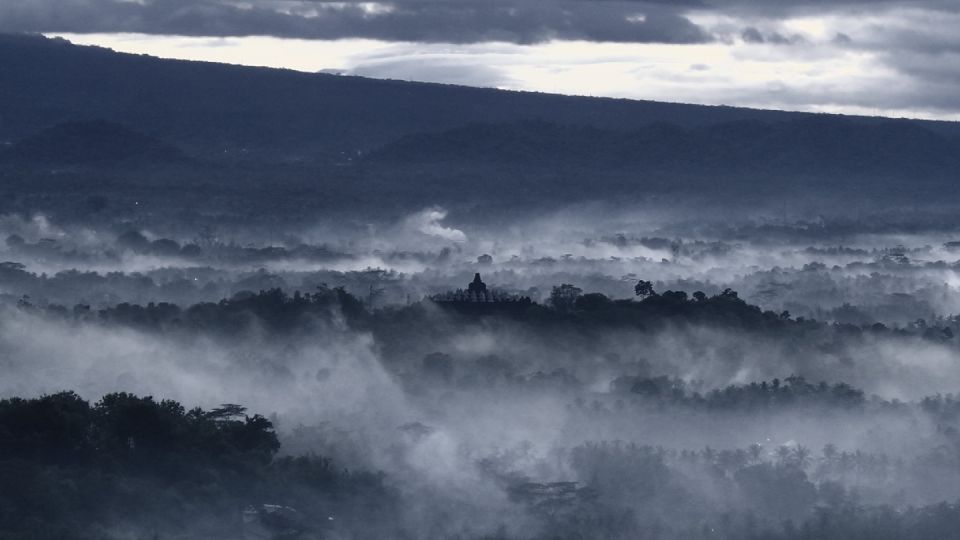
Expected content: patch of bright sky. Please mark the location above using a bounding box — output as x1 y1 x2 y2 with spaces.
50 32 960 121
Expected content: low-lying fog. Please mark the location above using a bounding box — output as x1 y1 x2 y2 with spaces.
6 205 960 539
5 206 960 324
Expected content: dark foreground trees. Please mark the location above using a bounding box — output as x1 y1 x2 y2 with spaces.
0 392 394 540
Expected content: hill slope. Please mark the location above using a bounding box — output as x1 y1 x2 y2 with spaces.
3 33 959 162
3 121 182 165
1 33 959 222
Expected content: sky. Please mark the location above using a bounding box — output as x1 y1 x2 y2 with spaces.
5 1 960 120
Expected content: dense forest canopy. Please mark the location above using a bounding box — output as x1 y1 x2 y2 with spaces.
2 281 960 538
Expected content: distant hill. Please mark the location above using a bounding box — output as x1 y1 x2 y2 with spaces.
0 33 959 222
3 33 959 162
368 118 960 181
3 121 182 165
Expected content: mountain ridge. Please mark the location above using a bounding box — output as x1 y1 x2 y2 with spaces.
3 33 959 163
1 32 959 221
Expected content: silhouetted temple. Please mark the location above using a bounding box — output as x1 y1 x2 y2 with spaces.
431 273 531 305
467 273 487 294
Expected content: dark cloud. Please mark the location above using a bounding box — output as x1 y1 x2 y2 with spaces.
702 0 959 13
832 32 852 44
0 0 711 44
740 27 805 45
741 27 765 43
3 0 956 47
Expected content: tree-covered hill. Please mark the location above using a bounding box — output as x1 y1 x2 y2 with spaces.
2 33 960 216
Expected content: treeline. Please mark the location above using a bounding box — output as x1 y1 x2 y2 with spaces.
0 258 407 309
0 392 394 539
514 440 960 540
609 375 866 411
3 231 348 268
28 286 368 334
4 388 960 539
18 283 960 345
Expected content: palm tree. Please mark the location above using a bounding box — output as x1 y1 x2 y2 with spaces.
748 443 763 463
775 445 792 465
792 445 812 468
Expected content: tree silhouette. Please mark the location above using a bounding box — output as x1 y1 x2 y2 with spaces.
550 283 583 311
634 280 656 298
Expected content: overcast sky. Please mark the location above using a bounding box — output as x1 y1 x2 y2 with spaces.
6 0 960 120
